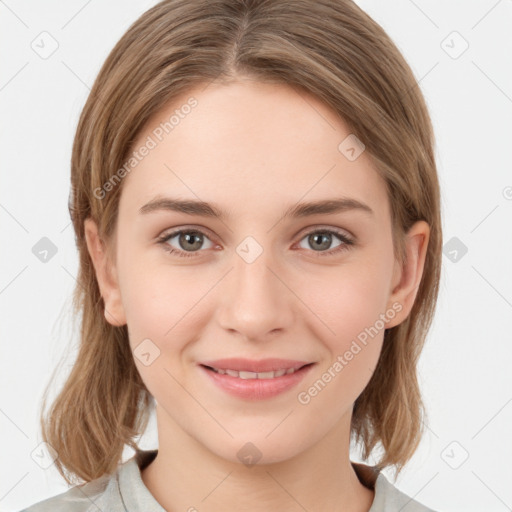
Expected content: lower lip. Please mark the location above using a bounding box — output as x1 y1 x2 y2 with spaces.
199 364 315 400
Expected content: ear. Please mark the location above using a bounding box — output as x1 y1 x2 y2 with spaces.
84 218 126 327
385 220 430 329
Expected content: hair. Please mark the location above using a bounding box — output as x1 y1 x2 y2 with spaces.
40 0 442 485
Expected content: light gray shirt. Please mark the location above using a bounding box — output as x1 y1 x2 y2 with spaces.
20 449 437 511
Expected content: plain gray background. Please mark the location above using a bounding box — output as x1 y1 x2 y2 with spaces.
1 1 511 511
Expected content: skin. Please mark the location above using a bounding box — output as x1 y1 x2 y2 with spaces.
85 77 429 512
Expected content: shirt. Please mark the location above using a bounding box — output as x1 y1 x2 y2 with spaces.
19 449 437 511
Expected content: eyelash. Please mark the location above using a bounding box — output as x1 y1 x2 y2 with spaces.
156 227 355 259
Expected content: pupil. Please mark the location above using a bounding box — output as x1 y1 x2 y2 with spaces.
181 232 202 251
310 233 331 251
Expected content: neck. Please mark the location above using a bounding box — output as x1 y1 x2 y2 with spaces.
141 407 375 512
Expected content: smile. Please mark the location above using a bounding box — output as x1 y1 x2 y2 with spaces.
198 359 316 400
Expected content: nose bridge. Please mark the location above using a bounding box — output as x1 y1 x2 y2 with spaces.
231 232 278 288
217 237 293 338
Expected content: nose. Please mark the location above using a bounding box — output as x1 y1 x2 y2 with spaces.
216 245 295 342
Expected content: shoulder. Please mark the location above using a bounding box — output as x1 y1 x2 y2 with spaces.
352 461 438 512
18 471 120 512
372 472 438 512
18 449 158 512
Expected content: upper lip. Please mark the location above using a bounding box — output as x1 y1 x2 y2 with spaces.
200 358 313 373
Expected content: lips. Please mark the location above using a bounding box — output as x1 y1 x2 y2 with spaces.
198 359 315 400
198 358 315 400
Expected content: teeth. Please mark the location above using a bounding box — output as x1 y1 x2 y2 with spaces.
257 371 275 379
211 367 298 379
239 371 258 379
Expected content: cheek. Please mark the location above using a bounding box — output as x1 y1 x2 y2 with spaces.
117 253 214 390
119 263 207 401
297 253 394 349
295 261 392 414
118 241 202 333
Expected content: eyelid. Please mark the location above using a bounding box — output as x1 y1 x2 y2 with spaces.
295 224 354 240
156 225 219 243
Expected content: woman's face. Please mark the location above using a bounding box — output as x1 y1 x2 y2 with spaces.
86 78 427 464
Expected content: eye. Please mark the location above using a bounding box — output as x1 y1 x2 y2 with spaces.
297 228 354 257
157 227 354 259
157 229 215 258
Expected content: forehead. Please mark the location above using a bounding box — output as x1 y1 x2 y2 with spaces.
118 79 389 222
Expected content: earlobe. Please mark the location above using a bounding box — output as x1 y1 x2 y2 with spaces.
385 220 430 329
84 218 127 327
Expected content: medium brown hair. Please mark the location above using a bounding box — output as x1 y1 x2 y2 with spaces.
40 0 442 484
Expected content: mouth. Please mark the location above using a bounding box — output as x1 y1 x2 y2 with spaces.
198 358 316 400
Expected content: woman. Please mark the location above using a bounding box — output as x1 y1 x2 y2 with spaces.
22 0 442 510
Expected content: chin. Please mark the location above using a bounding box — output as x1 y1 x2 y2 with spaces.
202 433 309 468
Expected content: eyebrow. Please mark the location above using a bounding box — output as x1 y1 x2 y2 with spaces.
138 195 374 220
